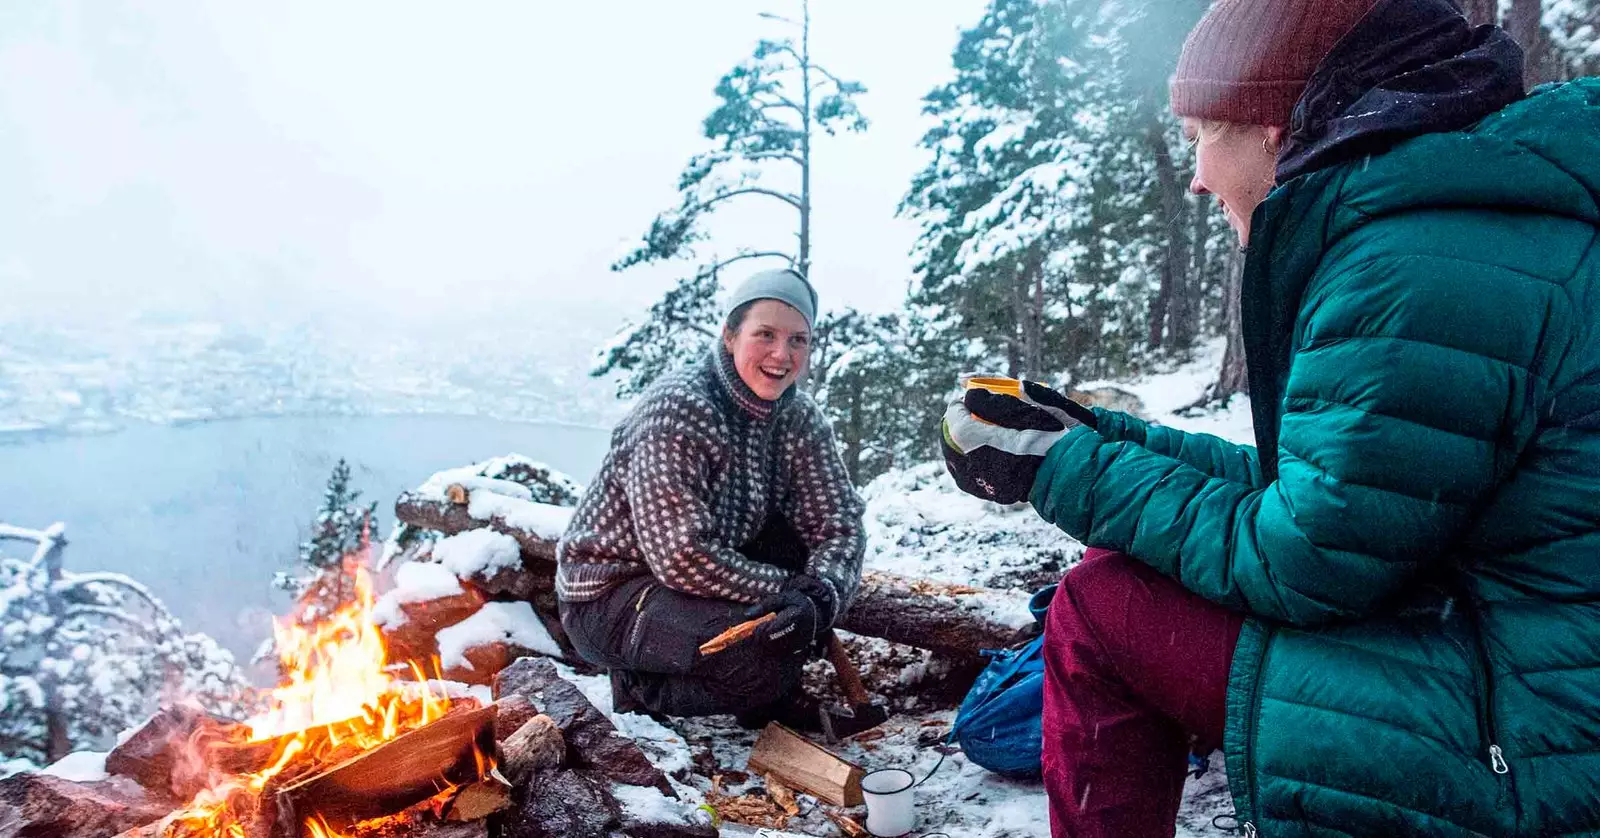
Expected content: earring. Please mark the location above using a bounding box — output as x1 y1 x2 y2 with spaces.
1263 137 1272 153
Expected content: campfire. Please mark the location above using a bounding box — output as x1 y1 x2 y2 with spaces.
156 567 500 838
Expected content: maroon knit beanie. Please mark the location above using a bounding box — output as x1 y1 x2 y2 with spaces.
1171 0 1384 125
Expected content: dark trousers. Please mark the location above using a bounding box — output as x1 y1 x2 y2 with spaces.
1042 549 1244 838
560 574 805 718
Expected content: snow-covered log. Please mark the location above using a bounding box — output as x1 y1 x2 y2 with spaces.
392 495 1037 659
394 491 562 565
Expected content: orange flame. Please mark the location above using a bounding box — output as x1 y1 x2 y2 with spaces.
161 561 473 837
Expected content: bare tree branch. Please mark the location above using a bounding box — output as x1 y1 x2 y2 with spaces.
686 186 803 215
808 63 849 90
708 250 795 274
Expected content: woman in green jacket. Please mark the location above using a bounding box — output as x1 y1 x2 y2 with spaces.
941 0 1600 834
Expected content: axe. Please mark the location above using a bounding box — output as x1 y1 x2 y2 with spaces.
819 631 890 742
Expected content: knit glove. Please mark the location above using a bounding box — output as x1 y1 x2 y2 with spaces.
941 377 1096 504
744 574 836 659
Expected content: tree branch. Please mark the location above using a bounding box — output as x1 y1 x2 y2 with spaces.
808 63 849 90
743 150 806 167
687 187 803 215
708 251 794 275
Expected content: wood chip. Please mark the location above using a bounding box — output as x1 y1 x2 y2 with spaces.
764 774 800 816
824 810 868 837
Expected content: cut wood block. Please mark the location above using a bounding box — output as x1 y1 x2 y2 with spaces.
443 769 513 821
745 723 864 808
276 705 497 832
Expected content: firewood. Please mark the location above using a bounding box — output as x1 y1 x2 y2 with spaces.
499 714 564 783
444 768 513 821
276 705 497 831
745 723 864 808
697 613 776 656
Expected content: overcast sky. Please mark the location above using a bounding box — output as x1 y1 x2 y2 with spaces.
0 1 987 337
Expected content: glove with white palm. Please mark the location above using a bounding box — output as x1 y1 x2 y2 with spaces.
940 377 1096 504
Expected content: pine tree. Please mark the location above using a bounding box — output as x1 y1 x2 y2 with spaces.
0 524 249 766
592 0 869 397
275 459 377 618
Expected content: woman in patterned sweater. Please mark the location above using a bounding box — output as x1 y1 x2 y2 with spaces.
556 268 866 728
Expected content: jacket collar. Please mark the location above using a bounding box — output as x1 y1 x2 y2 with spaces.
1277 0 1524 183
709 346 790 422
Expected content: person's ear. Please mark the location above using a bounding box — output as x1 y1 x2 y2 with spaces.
1264 125 1287 156
722 328 737 354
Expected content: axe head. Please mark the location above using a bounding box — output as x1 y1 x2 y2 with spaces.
820 701 891 743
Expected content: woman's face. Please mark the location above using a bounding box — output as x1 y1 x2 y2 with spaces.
723 299 810 400
1184 119 1285 246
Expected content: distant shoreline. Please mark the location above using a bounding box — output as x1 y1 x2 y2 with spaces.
0 410 615 446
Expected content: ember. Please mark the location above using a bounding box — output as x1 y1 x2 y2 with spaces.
160 565 492 838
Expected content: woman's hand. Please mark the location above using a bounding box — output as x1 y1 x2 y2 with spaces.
941 379 1095 504
744 574 837 659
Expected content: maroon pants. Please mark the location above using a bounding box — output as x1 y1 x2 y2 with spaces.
1042 549 1244 838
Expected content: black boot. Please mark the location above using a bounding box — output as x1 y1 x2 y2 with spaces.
735 690 825 733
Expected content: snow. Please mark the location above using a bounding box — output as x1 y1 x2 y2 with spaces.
465 492 574 541
435 601 562 670
372 561 465 628
41 749 109 782
432 529 522 579
612 782 695 826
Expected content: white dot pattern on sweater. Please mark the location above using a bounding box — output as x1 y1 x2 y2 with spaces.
556 350 866 607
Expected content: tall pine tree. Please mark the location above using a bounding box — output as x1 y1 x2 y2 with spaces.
593 0 868 397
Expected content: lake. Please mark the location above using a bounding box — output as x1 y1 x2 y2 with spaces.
0 415 611 659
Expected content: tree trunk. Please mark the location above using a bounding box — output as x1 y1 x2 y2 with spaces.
1460 0 1498 27
40 533 71 764
1211 244 1250 401
1021 248 1046 380
1506 0 1546 87
797 0 813 278
1144 110 1192 352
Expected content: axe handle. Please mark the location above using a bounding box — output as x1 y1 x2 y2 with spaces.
826 632 872 706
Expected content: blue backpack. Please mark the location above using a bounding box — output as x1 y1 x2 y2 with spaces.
947 584 1055 779
948 582 1211 781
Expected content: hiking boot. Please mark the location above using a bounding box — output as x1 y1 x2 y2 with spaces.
735 691 825 733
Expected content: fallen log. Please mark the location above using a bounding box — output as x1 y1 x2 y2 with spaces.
394 497 1037 659
395 492 559 566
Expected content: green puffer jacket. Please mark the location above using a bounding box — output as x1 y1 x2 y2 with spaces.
1031 78 1600 835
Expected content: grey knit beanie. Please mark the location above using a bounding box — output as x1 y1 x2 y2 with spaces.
723 268 818 330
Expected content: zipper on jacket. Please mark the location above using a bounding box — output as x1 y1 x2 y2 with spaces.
626 583 656 653
1464 599 1511 779
1238 628 1273 837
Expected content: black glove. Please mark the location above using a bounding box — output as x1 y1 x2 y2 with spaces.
744 574 836 659
941 377 1095 505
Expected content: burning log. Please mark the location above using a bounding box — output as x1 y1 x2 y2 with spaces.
393 491 1037 659
275 704 497 833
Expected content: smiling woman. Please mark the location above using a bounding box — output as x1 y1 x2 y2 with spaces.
555 267 866 731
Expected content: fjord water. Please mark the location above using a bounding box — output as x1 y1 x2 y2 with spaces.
0 415 610 658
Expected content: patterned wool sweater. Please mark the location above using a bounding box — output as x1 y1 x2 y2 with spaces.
556 348 866 608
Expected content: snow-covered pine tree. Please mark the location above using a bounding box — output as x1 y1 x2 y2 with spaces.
275 459 376 618
0 523 250 767
903 0 1237 400
592 0 868 397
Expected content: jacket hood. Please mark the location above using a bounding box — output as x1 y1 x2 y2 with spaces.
1277 0 1525 182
